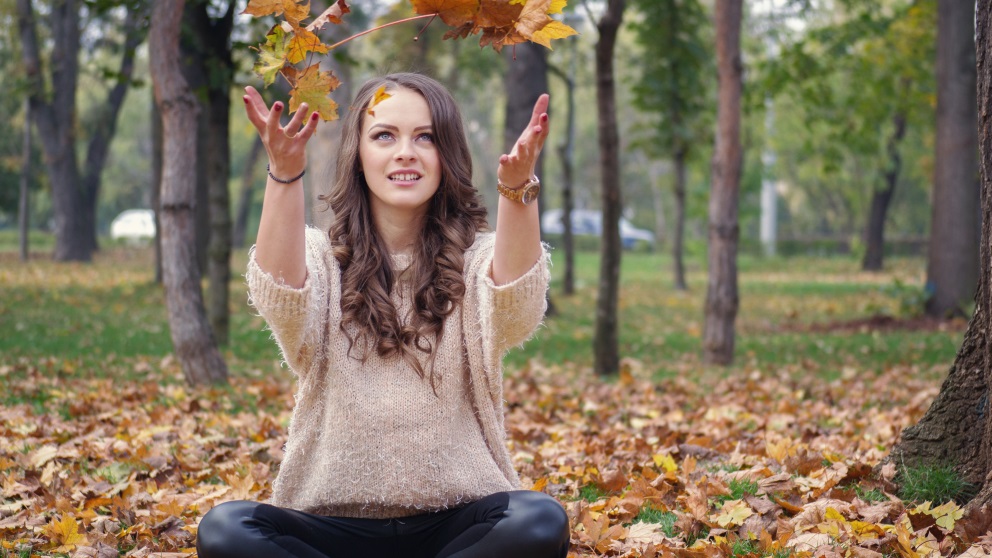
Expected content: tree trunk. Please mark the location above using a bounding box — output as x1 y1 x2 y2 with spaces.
894 1 992 511
702 0 743 366
548 58 577 296
673 148 688 291
233 136 264 249
150 0 228 386
925 0 979 318
593 0 626 376
504 42 554 315
862 112 906 272
79 4 146 255
152 91 163 284
17 0 90 262
19 97 31 262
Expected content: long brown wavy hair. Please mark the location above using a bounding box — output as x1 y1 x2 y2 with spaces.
321 73 489 389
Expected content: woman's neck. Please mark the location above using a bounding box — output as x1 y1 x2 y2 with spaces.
373 207 425 256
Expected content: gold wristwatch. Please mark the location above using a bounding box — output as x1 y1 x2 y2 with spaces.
497 175 541 205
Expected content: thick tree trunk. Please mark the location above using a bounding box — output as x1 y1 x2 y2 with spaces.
895 1 992 512
925 0 979 318
504 42 554 315
702 0 743 366
593 0 626 376
150 0 228 386
967 1 992 510
862 113 906 272
17 0 90 262
233 136 264 249
673 148 688 291
19 98 31 262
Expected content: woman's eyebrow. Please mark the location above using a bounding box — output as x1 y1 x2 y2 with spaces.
368 123 433 132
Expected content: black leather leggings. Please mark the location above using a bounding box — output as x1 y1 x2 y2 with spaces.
195 490 570 558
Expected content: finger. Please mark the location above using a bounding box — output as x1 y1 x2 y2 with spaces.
528 94 550 127
285 103 308 135
243 87 270 131
298 111 321 141
266 101 284 138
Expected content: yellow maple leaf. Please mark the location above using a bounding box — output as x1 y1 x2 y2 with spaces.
714 499 753 528
529 19 577 49
652 453 678 473
547 0 567 15
44 515 87 552
287 27 329 64
824 507 847 522
289 65 341 121
914 501 965 531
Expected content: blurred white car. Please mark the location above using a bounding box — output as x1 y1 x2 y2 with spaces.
110 209 155 243
542 209 655 250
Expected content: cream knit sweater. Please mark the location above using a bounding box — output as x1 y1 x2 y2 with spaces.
246 228 549 519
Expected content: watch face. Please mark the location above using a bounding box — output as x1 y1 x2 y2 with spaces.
521 182 541 205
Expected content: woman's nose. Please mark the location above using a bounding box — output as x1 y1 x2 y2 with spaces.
394 137 417 160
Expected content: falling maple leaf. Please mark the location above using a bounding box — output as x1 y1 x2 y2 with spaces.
367 85 392 116
289 65 341 121
530 19 577 49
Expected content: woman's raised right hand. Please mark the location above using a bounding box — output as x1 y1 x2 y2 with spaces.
243 85 320 181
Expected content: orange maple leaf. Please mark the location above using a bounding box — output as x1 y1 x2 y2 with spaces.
287 26 329 64
411 0 479 27
289 64 341 121
243 0 311 27
367 86 393 116
44 514 87 552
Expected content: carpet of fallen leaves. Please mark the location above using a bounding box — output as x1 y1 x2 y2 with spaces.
3 354 992 557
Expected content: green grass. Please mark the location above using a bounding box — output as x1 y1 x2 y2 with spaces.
0 245 962 388
715 478 761 506
632 506 678 537
897 463 975 504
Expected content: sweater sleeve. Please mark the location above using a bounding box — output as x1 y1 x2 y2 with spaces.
470 234 551 354
245 228 334 377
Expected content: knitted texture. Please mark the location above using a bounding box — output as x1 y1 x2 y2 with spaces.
246 227 550 518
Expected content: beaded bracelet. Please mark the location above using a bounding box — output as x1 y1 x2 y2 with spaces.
267 164 306 184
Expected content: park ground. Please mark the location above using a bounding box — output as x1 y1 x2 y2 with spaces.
2 239 990 557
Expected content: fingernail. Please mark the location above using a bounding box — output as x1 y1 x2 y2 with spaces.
243 96 249 104
311 112 319 121
541 114 548 122
274 102 283 111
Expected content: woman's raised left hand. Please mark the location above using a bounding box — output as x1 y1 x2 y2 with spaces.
498 94 550 189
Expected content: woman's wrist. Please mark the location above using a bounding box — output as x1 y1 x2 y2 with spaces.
267 163 306 184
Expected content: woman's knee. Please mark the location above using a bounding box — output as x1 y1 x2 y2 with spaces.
196 500 262 558
505 491 570 554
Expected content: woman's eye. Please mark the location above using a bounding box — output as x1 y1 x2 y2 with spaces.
417 133 434 142
374 132 393 141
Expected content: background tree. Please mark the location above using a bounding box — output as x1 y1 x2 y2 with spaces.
762 2 934 269
702 0 742 366
592 0 626 376
925 0 978 318
17 0 146 262
630 0 711 291
150 0 227 386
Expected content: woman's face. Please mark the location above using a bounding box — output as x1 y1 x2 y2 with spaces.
359 87 442 222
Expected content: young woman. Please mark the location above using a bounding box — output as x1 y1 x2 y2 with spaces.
195 73 569 558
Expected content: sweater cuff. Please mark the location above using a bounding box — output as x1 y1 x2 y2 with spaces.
483 245 550 350
245 249 312 319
